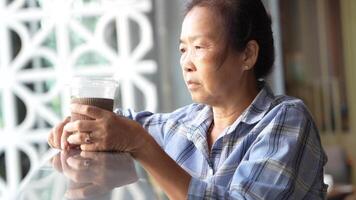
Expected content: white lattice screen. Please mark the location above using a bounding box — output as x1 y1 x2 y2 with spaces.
0 0 158 198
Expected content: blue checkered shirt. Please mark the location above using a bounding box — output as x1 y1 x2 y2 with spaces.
116 83 328 199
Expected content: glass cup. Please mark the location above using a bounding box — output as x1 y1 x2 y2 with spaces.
70 76 118 121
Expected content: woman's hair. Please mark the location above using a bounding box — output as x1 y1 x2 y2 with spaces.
185 0 275 79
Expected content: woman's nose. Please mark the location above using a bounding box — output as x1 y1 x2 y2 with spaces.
181 52 196 72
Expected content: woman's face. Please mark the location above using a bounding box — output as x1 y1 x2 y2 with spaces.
179 6 246 105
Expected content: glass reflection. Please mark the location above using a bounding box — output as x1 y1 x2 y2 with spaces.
51 150 138 200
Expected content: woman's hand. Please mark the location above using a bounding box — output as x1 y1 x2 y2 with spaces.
48 116 73 150
63 103 148 153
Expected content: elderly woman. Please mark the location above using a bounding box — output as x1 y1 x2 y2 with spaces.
48 0 328 199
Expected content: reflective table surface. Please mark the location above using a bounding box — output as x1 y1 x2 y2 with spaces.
16 150 160 200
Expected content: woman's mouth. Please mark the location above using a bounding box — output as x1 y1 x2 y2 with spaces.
186 80 201 90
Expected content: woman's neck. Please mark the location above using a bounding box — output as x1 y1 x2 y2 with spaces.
211 79 259 130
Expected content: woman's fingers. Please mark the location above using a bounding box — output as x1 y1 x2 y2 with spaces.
51 153 63 172
71 104 111 120
61 130 73 150
53 125 63 148
63 120 96 133
47 130 55 148
62 120 94 149
67 132 93 145
48 116 70 149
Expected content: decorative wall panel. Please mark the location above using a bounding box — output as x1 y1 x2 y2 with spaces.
0 0 158 199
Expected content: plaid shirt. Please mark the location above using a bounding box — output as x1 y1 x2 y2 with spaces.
117 82 328 199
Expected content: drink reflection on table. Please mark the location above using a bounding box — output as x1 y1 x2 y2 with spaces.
51 150 138 200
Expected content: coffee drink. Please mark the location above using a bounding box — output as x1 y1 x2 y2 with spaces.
71 97 114 121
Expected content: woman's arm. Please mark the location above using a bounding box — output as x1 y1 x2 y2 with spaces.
133 133 192 200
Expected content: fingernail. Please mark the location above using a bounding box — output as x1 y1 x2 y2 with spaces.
67 135 73 143
85 137 91 144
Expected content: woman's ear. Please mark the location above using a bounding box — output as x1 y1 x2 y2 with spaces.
242 40 259 70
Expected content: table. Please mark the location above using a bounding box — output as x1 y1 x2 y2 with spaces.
16 149 162 200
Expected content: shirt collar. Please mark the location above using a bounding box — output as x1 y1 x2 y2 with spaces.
185 105 213 137
239 80 275 125
182 105 212 159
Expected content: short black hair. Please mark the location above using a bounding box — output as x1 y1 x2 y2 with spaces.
185 0 275 79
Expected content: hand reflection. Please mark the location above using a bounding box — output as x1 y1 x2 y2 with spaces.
51 150 138 199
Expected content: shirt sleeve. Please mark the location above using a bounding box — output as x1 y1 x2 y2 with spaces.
187 104 328 199
114 108 168 147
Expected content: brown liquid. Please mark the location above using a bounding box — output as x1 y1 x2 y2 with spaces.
71 97 114 121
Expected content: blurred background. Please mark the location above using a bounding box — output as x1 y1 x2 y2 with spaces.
0 0 355 199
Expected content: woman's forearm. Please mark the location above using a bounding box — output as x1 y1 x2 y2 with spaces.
132 132 191 200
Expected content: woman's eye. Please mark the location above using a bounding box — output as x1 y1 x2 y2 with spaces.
180 48 186 53
195 46 202 50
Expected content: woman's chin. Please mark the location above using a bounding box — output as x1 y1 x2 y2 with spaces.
190 93 209 104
